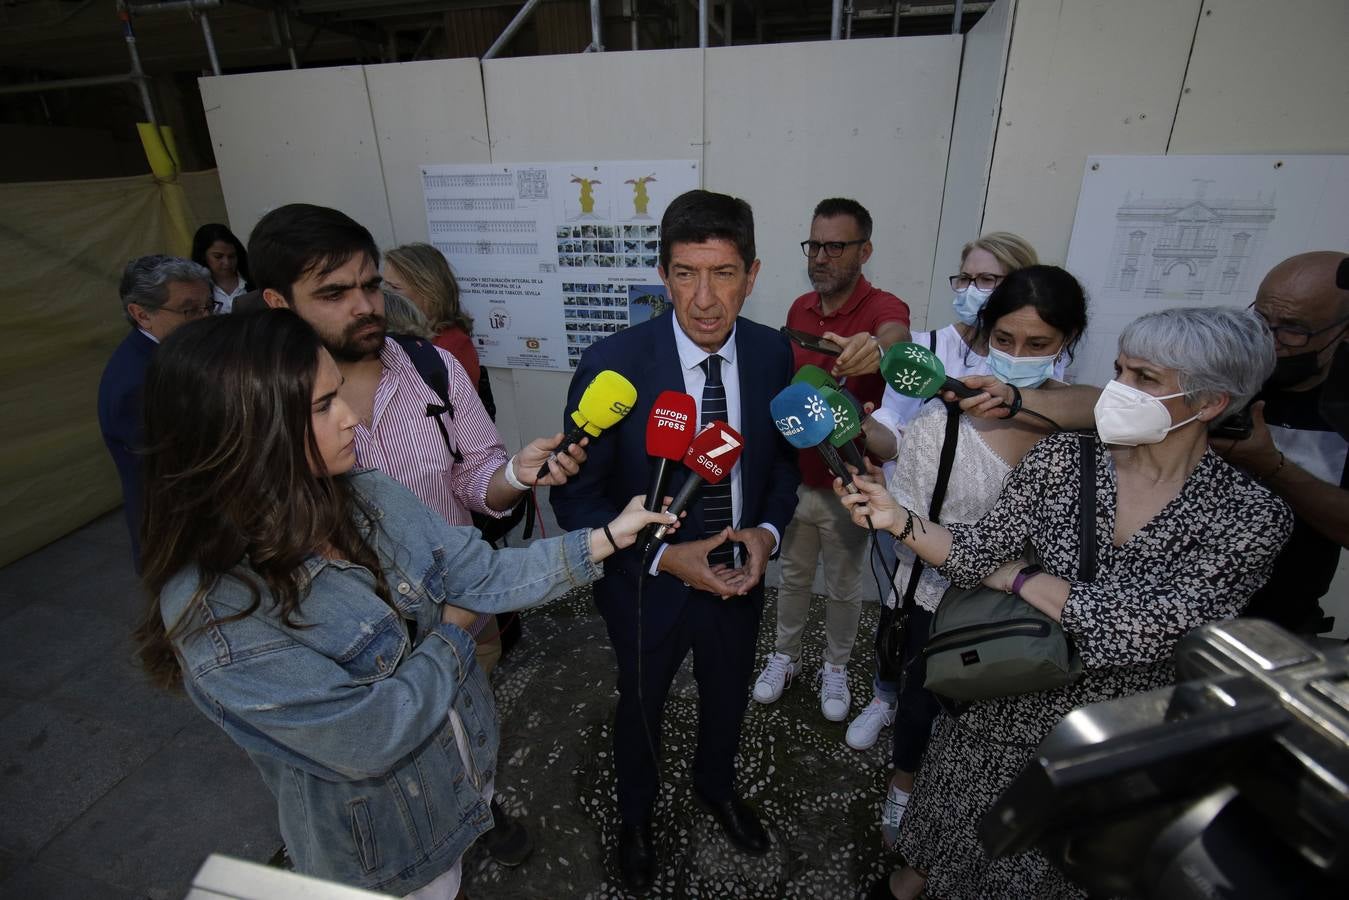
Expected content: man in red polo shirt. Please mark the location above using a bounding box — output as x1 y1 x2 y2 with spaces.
753 198 911 727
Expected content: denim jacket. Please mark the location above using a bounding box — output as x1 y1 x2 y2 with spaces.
160 468 599 895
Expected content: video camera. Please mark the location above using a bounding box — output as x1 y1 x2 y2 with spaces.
981 618 1349 898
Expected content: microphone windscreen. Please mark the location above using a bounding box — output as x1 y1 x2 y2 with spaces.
572 370 638 435
792 364 838 391
818 385 862 447
682 420 744 485
770 383 835 449
880 342 947 399
646 391 697 460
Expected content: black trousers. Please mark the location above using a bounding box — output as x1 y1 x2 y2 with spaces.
599 584 762 824
892 606 942 773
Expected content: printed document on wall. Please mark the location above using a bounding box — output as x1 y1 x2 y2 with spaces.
1064 154 1349 387
420 160 700 371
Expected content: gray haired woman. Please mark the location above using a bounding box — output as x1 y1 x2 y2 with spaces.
838 306 1295 900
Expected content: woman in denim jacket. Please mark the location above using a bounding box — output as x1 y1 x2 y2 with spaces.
135 311 674 897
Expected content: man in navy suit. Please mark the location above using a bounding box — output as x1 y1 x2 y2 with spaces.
552 190 800 889
97 255 215 566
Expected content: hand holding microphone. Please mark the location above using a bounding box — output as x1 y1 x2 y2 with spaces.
535 370 637 481
590 495 680 562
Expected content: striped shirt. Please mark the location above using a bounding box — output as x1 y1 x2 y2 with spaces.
352 338 508 527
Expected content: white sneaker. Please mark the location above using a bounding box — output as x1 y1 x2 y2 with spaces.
880 783 911 848
845 697 897 750
752 652 798 704
818 663 851 721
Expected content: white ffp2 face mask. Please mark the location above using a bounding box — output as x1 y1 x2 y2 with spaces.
1093 380 1199 446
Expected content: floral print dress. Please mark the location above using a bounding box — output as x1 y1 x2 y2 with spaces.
897 431 1293 899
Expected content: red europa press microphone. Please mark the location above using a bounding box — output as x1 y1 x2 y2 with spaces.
642 420 745 563
643 391 697 514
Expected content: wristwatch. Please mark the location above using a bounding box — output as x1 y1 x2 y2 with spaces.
1011 563 1043 596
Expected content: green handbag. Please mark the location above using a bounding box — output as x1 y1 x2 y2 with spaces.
921 434 1095 703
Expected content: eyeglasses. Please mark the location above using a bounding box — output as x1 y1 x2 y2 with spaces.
801 239 867 259
949 273 1004 291
157 301 222 319
1249 302 1349 349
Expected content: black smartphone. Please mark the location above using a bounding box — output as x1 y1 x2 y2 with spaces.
1214 403 1254 441
780 326 842 356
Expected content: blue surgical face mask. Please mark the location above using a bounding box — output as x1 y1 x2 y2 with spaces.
987 345 1059 388
952 285 993 326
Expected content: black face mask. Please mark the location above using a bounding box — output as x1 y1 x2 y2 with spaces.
1266 349 1324 390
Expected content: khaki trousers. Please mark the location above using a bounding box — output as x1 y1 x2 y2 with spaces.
773 483 869 667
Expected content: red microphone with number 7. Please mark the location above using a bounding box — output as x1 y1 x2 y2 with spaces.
641 420 744 564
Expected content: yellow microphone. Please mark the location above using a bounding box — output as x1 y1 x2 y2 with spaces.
536 370 637 480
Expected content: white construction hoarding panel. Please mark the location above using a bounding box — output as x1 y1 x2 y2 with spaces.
365 59 491 247
703 37 961 332
199 67 393 247
925 0 1015 330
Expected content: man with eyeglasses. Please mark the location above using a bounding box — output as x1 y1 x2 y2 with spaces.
754 198 910 727
1218 250 1349 634
98 255 216 566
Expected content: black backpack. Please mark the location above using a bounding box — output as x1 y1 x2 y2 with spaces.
388 334 535 546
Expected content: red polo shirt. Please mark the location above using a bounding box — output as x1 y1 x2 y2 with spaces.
785 275 910 489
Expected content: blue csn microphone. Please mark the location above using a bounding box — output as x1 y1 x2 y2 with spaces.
770 383 853 488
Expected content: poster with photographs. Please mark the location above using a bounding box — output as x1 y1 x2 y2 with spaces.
420 160 699 371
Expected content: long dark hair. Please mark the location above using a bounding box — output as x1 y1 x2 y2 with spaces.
970 264 1088 362
135 310 388 689
191 223 252 287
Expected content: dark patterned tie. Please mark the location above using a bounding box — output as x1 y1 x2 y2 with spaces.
700 354 735 567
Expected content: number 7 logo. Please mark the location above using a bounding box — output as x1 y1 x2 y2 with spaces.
705 430 742 459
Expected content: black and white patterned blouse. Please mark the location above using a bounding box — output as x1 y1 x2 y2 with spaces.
899 430 1293 900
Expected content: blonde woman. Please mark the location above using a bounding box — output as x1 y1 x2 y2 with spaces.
384 243 480 386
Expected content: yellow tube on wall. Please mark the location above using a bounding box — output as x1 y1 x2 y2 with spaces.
137 122 181 180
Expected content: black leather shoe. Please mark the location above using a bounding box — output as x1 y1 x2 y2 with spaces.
617 819 657 892
694 791 770 855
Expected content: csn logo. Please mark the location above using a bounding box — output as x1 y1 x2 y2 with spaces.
774 414 804 436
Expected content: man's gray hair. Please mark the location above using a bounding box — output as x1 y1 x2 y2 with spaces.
118 254 211 325
1119 306 1275 425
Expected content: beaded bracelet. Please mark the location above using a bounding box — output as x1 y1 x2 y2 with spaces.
896 507 916 543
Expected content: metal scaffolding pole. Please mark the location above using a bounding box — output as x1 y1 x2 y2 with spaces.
117 4 157 124
830 0 842 40
589 0 604 50
483 0 544 59
276 6 300 69
200 11 222 75
698 0 708 48
952 0 964 33
0 73 139 97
